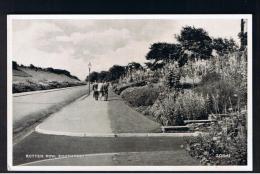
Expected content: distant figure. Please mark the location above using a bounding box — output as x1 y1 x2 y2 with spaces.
93 81 99 100
97 82 103 100
101 82 109 101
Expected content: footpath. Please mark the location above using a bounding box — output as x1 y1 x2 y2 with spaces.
35 90 161 135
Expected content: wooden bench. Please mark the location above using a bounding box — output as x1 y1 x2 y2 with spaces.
161 126 190 133
184 120 216 124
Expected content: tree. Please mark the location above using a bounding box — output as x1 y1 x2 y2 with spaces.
12 61 18 70
127 62 143 71
176 26 212 60
30 64 36 69
146 43 182 63
108 65 126 81
86 71 99 82
212 38 239 56
98 71 110 82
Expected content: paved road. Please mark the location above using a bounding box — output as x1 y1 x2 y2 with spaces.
23 151 198 166
14 132 199 166
13 89 199 166
13 85 88 122
13 85 89 140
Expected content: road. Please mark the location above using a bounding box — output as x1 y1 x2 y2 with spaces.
13 89 199 166
13 85 88 122
13 85 89 138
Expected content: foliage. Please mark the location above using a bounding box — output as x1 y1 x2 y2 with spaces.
185 111 247 165
126 62 143 71
212 38 239 56
13 81 85 93
113 81 147 95
196 52 247 113
163 62 181 89
200 71 221 85
121 86 159 107
12 61 19 70
108 65 126 81
13 62 80 81
146 42 182 62
149 90 208 126
86 65 126 82
176 26 212 60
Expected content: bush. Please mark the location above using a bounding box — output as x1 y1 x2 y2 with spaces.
149 90 208 126
114 81 147 95
196 79 241 114
121 85 159 107
13 81 85 93
185 111 247 165
200 71 221 85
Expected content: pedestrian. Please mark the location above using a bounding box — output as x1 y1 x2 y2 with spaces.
100 82 109 101
93 81 99 100
97 81 103 100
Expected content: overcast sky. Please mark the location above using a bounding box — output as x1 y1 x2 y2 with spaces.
12 18 242 80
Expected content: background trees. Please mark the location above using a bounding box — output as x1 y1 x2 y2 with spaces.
86 65 126 82
212 38 239 56
146 42 182 63
176 26 213 60
86 25 242 83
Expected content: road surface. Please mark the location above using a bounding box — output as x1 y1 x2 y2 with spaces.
13 85 88 122
13 85 89 139
13 89 199 166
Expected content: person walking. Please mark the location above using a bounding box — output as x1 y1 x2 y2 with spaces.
93 81 99 100
102 82 109 101
97 81 103 100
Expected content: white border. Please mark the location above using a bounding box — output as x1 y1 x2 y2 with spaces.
7 14 253 171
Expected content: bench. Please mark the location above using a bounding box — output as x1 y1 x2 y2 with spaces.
184 120 217 124
161 126 190 133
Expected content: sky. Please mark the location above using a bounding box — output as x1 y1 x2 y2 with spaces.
11 18 242 80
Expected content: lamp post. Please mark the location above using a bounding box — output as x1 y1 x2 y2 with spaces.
88 62 92 95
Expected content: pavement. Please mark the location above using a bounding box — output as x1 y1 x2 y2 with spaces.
35 90 161 135
36 94 113 134
13 89 199 166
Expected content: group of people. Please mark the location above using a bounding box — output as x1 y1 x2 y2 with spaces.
92 81 109 101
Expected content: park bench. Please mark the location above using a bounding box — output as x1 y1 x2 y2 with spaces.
161 126 190 133
184 119 217 124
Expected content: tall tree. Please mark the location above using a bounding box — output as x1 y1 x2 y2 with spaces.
86 71 99 82
176 26 213 60
212 38 239 56
98 71 110 82
108 65 126 81
146 43 182 63
127 62 143 71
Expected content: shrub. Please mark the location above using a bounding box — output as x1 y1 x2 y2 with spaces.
121 85 159 107
13 81 85 93
185 111 247 165
200 71 221 85
196 79 241 114
114 81 147 95
149 90 208 126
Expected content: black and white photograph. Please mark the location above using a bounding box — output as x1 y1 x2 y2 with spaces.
7 15 252 171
